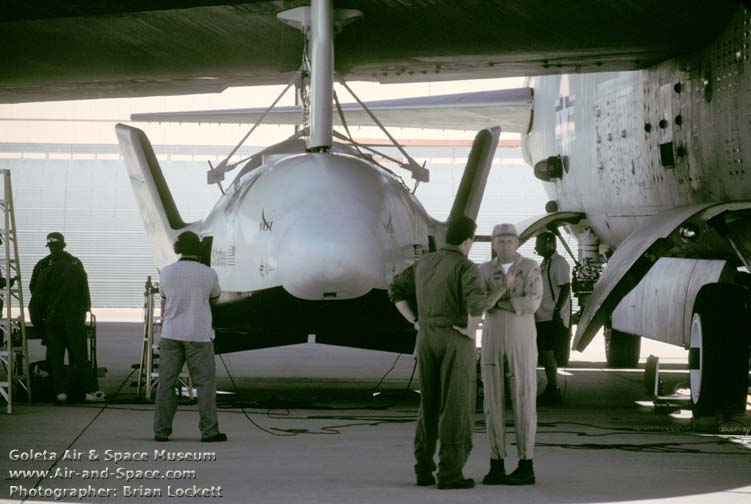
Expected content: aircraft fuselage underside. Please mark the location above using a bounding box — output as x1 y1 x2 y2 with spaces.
212 287 415 355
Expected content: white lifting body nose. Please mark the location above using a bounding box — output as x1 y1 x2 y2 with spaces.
277 213 383 300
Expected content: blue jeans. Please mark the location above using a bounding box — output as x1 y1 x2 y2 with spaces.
153 338 220 439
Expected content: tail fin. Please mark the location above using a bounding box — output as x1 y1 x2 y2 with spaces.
448 127 501 222
116 123 187 268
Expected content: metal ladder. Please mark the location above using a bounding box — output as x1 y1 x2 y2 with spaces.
137 276 192 401
0 169 31 414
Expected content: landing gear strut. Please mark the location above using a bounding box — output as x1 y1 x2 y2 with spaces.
604 323 640 368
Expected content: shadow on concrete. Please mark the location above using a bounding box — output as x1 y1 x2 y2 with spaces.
6 322 748 504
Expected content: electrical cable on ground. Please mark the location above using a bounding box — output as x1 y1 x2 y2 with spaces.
217 354 296 436
369 353 402 395
24 368 137 504
64 397 747 456
472 419 751 456
217 353 418 436
50 357 748 453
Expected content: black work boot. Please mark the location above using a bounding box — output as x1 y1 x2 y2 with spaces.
538 386 563 406
503 458 535 485
437 478 474 490
482 458 506 485
415 473 435 487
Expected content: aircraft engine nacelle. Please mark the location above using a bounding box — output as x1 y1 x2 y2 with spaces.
612 256 750 414
611 257 735 347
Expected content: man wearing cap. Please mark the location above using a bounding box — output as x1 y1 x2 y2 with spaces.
389 215 485 490
534 232 571 406
154 231 226 443
478 223 542 485
30 232 105 403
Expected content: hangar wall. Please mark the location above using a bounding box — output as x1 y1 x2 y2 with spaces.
0 143 547 307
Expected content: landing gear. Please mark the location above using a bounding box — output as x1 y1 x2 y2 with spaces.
689 283 749 416
604 322 640 368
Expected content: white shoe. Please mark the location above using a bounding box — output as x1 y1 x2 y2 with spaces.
85 391 107 402
55 392 68 403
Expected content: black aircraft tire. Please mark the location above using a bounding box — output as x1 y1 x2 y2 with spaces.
690 283 750 417
604 325 641 368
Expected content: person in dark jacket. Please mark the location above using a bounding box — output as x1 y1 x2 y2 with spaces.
29 232 105 403
389 215 485 490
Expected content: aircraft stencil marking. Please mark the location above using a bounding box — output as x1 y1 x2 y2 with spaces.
259 259 275 278
212 246 236 267
226 245 236 267
555 75 576 161
260 209 273 231
383 213 395 234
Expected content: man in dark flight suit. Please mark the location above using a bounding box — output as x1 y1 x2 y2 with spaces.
389 215 485 490
29 232 104 403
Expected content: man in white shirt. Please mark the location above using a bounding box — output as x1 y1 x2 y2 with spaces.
534 232 571 406
153 231 225 443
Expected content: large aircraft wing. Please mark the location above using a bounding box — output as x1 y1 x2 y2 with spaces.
131 88 533 132
1 1 739 103
516 212 586 245
573 202 751 352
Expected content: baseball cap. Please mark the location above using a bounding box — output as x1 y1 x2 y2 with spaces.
492 223 518 237
46 232 65 247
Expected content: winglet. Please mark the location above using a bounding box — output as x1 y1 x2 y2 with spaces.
449 127 501 222
116 123 187 268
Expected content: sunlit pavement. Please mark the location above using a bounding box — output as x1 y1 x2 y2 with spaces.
1 318 748 504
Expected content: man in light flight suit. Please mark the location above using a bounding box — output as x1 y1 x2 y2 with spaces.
479 223 542 485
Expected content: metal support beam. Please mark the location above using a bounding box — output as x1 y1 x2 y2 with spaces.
309 0 333 151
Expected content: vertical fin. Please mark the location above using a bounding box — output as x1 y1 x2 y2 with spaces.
116 123 187 268
448 126 501 221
